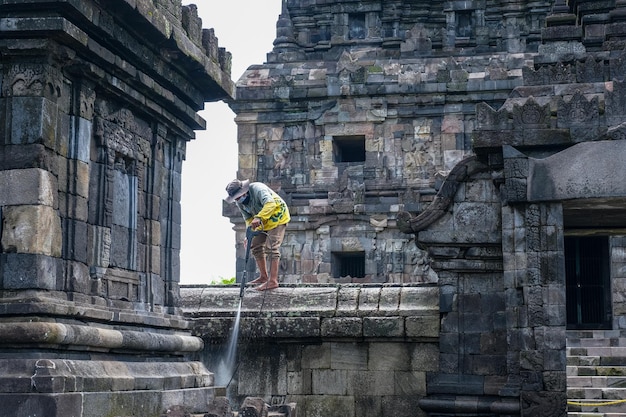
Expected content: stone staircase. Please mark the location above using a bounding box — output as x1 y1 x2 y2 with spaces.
567 330 626 417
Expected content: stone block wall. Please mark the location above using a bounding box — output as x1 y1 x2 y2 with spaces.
227 51 526 285
220 1 626 416
610 236 626 329
0 0 233 415
181 284 439 417
226 0 546 285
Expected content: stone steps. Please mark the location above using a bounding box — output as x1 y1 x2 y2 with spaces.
570 413 626 416
569 366 626 377
567 398 626 415
567 331 626 417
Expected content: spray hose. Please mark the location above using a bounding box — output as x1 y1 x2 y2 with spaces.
239 226 265 298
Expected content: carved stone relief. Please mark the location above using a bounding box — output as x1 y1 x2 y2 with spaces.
3 63 62 99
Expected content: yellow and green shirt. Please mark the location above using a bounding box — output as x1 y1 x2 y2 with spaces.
236 182 290 231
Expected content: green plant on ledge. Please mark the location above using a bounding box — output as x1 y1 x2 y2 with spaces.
209 276 236 285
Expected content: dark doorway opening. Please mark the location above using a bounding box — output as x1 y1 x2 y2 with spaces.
565 236 612 329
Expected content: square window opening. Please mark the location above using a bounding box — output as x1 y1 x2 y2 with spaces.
333 135 366 163
455 11 473 38
332 252 365 279
349 13 366 40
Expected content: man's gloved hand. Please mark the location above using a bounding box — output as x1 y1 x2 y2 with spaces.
250 217 262 230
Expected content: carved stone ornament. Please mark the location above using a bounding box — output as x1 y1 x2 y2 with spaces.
3 63 62 98
397 155 489 234
604 122 626 140
512 97 551 129
576 56 604 83
476 102 510 130
557 90 599 127
94 105 152 162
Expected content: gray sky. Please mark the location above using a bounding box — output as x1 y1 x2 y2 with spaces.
180 1 282 284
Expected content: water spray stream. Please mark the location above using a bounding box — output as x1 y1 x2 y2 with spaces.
225 298 242 370
217 227 272 387
216 297 242 388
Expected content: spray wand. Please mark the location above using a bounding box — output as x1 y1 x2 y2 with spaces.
239 226 263 298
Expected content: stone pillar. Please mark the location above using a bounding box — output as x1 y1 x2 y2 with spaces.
0 1 233 415
501 203 567 416
1 61 64 290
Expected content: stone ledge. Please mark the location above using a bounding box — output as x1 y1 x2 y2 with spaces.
0 358 214 393
181 284 440 340
0 386 217 415
0 321 203 353
182 284 438 317
0 289 190 330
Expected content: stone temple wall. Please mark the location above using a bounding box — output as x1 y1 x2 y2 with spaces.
226 0 544 285
182 284 440 417
0 1 233 415
214 0 626 416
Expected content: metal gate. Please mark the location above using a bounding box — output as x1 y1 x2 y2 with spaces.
565 236 612 329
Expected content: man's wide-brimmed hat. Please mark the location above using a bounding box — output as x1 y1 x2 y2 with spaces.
225 179 250 203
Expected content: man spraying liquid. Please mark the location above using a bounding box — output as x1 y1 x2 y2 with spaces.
225 179 291 291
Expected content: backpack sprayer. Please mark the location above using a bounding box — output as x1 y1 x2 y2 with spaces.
239 226 264 298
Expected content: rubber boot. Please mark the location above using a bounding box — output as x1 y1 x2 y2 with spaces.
256 258 280 291
247 256 268 286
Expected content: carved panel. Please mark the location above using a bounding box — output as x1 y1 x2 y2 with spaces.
79 83 96 120
89 101 154 300
3 63 62 99
576 56 604 83
548 62 575 84
512 98 551 129
557 91 598 128
521 391 567 417
476 102 510 130
104 267 142 302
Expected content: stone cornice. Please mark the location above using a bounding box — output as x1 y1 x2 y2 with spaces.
0 322 203 353
0 290 191 330
0 0 234 130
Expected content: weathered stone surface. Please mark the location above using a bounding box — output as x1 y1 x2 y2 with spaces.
298 395 355 417
1 205 62 256
10 96 58 147
1 253 58 290
321 317 362 337
0 168 57 207
162 405 191 417
0 393 83 416
239 397 268 417
363 317 404 337
205 396 234 417
530 140 626 202
405 315 440 338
